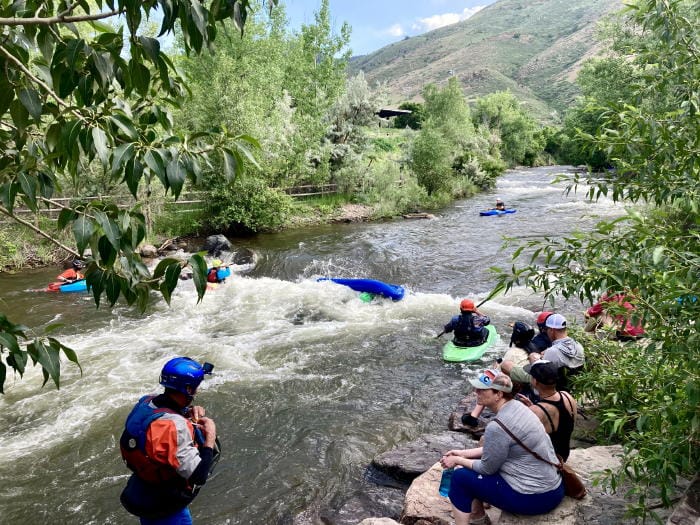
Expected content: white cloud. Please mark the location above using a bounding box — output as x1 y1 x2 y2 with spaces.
383 23 405 37
412 5 485 32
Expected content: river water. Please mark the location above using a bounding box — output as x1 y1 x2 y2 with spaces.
0 166 619 524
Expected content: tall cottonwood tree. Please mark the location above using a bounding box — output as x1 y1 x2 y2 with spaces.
177 0 353 230
0 0 275 392
472 91 541 166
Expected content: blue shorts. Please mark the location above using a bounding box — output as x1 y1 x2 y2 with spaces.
140 507 192 525
448 468 564 515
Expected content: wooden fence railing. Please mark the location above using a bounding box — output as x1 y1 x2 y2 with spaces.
1 184 342 223
283 184 338 197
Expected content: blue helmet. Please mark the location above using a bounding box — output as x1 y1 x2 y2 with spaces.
159 357 214 396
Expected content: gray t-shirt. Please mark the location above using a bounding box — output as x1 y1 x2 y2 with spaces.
472 400 562 494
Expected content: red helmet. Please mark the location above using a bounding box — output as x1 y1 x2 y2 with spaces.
460 299 476 312
536 311 553 328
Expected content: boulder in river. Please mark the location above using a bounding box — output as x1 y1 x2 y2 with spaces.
202 234 231 256
139 244 158 258
232 247 257 265
371 432 477 484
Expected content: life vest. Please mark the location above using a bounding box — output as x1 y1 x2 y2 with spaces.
454 313 486 343
119 395 188 486
207 268 219 283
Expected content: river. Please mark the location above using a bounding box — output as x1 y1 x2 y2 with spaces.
0 166 619 524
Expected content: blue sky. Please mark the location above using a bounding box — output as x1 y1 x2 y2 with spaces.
282 0 498 56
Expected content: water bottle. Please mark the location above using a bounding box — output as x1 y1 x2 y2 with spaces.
438 467 454 497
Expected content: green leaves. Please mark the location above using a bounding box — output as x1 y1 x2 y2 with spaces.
91 127 110 167
72 215 95 254
153 258 184 305
0 0 268 396
189 253 209 303
0 315 80 392
166 155 186 198
18 88 43 121
652 246 665 265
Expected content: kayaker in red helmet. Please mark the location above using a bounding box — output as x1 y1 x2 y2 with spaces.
441 299 491 348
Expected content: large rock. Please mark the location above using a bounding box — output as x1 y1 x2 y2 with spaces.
202 234 231 256
667 475 700 525
398 446 641 525
497 445 637 525
139 244 158 258
399 462 502 525
319 485 406 525
372 432 477 484
397 444 688 525
400 462 454 525
232 247 257 265
358 519 401 525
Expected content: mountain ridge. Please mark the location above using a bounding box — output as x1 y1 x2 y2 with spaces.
349 0 621 120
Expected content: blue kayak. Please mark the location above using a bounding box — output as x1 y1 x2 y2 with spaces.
480 209 516 216
318 278 405 301
59 279 88 293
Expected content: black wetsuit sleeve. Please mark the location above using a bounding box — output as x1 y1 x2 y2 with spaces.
189 447 214 486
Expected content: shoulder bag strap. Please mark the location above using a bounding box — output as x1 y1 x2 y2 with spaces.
493 418 562 470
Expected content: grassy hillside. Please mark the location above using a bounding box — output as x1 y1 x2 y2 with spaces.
350 0 621 121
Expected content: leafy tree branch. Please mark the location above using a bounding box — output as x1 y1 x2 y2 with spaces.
0 0 277 392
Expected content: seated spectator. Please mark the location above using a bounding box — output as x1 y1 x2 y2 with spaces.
518 360 577 461
530 311 554 353
442 370 564 525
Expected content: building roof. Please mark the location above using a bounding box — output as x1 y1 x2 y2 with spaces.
376 108 412 118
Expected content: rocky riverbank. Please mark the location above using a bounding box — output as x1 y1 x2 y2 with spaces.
292 391 698 525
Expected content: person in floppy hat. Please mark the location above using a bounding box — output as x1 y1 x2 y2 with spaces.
516 360 577 461
441 369 564 525
441 299 491 347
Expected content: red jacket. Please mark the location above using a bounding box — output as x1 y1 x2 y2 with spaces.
58 268 84 281
586 293 644 337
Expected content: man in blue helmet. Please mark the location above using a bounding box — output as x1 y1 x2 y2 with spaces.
120 357 217 524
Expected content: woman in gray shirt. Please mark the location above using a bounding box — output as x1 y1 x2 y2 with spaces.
440 370 564 525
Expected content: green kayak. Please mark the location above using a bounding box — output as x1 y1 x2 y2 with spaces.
442 325 498 362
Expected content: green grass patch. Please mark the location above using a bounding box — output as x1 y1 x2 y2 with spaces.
0 220 74 271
